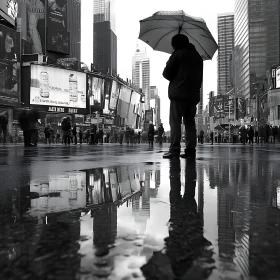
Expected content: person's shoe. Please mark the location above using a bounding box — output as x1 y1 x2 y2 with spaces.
163 151 180 159
180 149 196 159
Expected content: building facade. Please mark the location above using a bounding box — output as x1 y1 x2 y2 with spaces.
93 0 117 75
217 13 234 95
67 0 81 62
132 45 150 110
150 86 161 127
234 0 280 117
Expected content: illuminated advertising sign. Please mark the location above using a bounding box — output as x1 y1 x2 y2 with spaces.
30 65 87 114
0 24 19 106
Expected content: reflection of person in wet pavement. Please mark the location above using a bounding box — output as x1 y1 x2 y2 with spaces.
142 160 214 279
166 159 214 278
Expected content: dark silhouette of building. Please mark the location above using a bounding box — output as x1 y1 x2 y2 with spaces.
93 0 117 75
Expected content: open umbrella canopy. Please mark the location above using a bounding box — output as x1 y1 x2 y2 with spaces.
139 10 218 60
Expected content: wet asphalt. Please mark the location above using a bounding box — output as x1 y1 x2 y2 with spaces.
0 142 280 280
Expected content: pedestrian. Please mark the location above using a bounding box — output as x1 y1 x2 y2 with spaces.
199 129 204 144
125 126 130 144
210 131 214 145
79 129 83 145
259 125 264 144
269 125 273 143
248 126 254 145
90 124 96 145
0 111 8 145
158 123 164 145
138 131 141 144
254 129 259 144
148 121 155 146
44 124 51 144
56 131 60 143
73 123 77 145
99 128 104 144
62 117 71 145
273 126 278 143
119 128 124 144
218 133 222 144
162 34 203 159
240 125 247 145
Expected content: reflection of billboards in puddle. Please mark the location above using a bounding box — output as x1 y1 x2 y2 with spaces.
29 171 86 217
87 167 142 206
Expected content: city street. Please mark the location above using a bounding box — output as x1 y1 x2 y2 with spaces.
1 143 280 280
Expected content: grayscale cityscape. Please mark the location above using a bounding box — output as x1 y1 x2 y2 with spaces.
0 0 280 279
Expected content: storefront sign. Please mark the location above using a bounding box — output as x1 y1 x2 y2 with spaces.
30 64 87 114
267 89 280 109
0 0 17 26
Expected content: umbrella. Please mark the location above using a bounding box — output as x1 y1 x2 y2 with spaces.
139 10 218 60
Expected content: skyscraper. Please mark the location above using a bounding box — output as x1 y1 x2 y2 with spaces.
93 0 117 75
217 13 234 95
150 86 161 126
234 0 280 116
132 45 150 110
67 0 81 62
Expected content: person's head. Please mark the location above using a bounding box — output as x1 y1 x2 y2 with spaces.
171 34 190 51
149 121 153 125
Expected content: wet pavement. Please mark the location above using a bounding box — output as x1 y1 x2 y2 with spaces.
0 143 280 280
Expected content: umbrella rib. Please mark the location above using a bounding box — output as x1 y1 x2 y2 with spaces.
181 29 211 59
154 29 178 49
140 27 177 37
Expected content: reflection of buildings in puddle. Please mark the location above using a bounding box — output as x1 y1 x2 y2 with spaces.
132 171 151 235
86 167 142 206
92 206 118 248
29 172 87 217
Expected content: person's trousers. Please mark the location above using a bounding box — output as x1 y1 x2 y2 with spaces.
169 101 197 154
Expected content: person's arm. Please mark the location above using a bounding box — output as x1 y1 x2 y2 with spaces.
162 52 180 81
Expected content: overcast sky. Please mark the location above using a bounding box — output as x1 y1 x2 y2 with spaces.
81 0 235 129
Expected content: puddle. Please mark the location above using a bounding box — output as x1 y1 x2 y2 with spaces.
1 157 280 280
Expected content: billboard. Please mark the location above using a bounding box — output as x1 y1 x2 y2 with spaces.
0 0 17 26
47 0 67 31
30 64 87 113
89 75 104 113
17 0 46 54
109 80 119 110
47 29 70 54
0 24 19 106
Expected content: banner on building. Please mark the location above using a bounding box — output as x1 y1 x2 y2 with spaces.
145 110 153 123
30 64 87 114
17 0 46 54
0 0 17 26
236 97 246 119
0 24 20 106
109 80 119 110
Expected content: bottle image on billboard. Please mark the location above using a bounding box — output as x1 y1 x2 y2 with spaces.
69 74 78 102
40 71 49 98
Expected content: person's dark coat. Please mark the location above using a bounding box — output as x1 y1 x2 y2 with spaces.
148 124 155 136
162 44 203 105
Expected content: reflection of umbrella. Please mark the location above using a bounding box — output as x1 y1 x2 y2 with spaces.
139 10 218 60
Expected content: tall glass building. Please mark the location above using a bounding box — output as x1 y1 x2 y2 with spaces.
234 0 280 116
132 45 150 110
93 0 117 75
217 13 235 95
